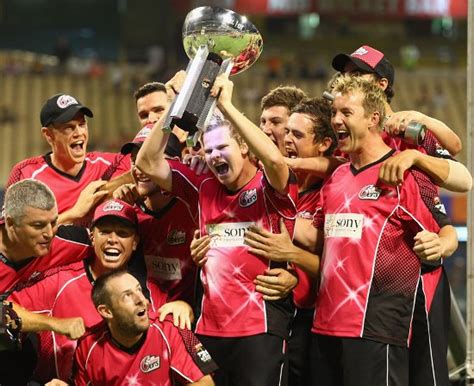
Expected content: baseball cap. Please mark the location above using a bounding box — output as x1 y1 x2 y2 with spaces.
332 45 395 87
120 124 185 159
40 93 93 127
91 199 138 229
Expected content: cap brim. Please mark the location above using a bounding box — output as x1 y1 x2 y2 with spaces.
332 54 375 74
91 214 136 229
53 106 93 125
120 142 142 155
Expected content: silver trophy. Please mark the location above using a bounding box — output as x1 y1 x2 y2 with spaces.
163 6 263 141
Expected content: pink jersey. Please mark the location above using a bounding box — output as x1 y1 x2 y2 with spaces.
312 150 449 347
0 224 91 293
6 152 130 214
169 160 298 338
73 315 218 386
293 181 323 309
135 197 198 306
9 260 168 382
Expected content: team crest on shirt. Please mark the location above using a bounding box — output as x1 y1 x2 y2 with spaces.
167 229 186 245
140 355 160 373
435 144 451 157
194 343 212 363
358 185 383 200
297 210 313 220
239 188 257 208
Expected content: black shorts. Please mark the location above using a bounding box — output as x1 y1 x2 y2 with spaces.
198 333 287 386
409 268 450 386
309 334 409 386
287 307 313 386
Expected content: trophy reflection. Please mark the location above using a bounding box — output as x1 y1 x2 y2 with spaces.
163 6 263 142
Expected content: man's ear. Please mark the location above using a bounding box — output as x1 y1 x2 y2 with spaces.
378 77 389 92
368 111 381 131
97 304 113 320
132 235 139 251
5 216 15 229
318 137 333 153
240 142 249 156
41 127 54 146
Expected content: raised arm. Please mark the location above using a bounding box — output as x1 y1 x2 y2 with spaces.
385 111 462 156
135 71 185 192
211 74 289 193
284 156 345 178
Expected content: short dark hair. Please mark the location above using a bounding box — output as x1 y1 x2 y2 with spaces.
261 86 307 111
92 269 129 308
133 82 167 102
291 98 337 156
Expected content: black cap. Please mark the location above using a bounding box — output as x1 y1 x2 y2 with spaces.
332 45 395 87
40 93 93 126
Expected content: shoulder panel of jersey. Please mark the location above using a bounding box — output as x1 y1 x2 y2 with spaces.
6 155 47 187
151 315 218 375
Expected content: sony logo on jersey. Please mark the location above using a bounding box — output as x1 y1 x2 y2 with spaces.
239 188 257 208
207 222 254 247
145 255 182 281
325 213 364 239
194 343 212 363
140 355 160 373
297 210 313 220
358 185 382 200
167 229 186 245
102 201 124 212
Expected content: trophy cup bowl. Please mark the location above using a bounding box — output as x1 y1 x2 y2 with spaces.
182 6 263 76
164 6 263 139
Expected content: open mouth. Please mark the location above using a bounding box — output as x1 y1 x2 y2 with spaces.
286 148 298 159
137 308 147 317
214 163 229 176
70 140 84 152
337 131 350 141
103 248 121 261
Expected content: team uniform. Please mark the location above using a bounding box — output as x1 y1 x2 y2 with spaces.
168 160 298 386
73 314 218 385
0 224 91 294
309 150 450 386
288 182 322 386
6 152 130 214
9 259 167 383
133 197 199 307
384 130 453 386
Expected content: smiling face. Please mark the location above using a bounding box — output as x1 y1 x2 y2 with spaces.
260 105 290 156
8 206 58 258
202 125 250 191
331 90 373 154
42 112 88 170
284 112 324 159
91 217 138 276
102 273 150 336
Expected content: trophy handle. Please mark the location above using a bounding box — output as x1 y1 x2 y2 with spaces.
197 58 233 132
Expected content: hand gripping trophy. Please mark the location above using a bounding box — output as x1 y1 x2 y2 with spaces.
163 6 263 143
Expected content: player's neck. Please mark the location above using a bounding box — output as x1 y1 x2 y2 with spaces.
146 192 173 211
50 153 83 176
297 172 321 193
349 136 393 170
224 162 257 192
0 226 33 263
109 323 145 348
